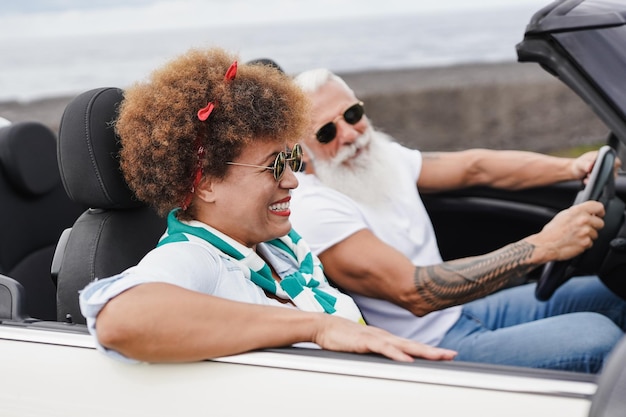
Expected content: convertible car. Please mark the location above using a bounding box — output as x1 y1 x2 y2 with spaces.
1 0 626 416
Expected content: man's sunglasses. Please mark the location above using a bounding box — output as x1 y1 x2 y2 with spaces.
315 101 365 144
226 143 303 181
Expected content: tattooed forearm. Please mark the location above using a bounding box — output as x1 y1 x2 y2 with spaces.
413 241 538 312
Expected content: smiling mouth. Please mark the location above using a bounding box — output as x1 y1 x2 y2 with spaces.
341 143 367 165
269 201 289 211
269 197 291 216
352 146 364 158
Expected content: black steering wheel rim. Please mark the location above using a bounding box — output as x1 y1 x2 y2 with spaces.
535 146 618 301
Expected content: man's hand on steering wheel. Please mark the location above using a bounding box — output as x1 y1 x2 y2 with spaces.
572 149 622 184
535 146 620 301
526 201 605 263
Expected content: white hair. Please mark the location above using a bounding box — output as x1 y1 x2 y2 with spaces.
312 128 400 207
293 68 354 95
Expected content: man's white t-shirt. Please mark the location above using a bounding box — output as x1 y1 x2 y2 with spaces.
290 141 461 346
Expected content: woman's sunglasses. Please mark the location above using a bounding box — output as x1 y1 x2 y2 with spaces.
226 143 303 181
315 101 365 144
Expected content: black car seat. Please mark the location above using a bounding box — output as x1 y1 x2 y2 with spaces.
0 274 29 321
0 121 84 320
53 87 165 324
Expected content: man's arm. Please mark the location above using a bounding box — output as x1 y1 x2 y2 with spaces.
318 200 605 317
417 149 601 193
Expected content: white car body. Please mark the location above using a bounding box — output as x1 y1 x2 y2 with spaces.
0 325 596 417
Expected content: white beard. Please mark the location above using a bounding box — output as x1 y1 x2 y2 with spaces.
311 128 400 208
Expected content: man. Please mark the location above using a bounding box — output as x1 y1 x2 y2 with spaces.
289 68 626 373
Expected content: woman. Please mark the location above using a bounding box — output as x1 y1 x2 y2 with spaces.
79 47 456 363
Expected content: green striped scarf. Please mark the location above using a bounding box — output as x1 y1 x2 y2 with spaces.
158 210 365 323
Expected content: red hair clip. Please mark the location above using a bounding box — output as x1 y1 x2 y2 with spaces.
184 60 237 209
196 61 237 121
224 61 237 81
197 102 215 121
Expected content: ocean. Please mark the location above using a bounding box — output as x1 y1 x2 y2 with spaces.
0 1 547 102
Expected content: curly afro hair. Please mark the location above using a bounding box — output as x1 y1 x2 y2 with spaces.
115 47 309 219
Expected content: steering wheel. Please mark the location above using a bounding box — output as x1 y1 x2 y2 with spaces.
535 146 620 301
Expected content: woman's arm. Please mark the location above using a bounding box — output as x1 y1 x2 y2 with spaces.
95 282 457 362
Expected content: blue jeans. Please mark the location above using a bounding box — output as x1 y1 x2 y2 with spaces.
437 276 626 373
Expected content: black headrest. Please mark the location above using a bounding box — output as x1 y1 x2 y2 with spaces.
58 87 143 209
0 122 60 196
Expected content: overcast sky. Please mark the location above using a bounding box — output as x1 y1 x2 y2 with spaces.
3 0 547 16
2 0 548 38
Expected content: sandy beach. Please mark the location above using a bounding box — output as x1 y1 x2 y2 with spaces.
0 60 607 153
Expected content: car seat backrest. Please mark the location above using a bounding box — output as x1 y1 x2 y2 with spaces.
0 122 84 320
54 87 165 324
0 274 29 321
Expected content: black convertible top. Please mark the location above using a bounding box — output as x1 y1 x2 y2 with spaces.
526 0 626 34
517 0 626 145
